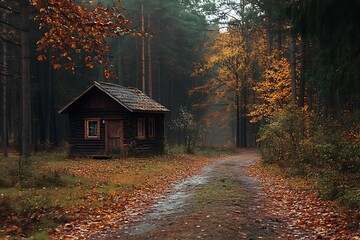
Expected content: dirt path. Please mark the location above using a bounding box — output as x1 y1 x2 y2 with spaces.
92 151 282 239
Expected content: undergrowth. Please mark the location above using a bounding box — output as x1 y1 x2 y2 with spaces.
258 106 360 210
0 147 225 238
166 144 233 157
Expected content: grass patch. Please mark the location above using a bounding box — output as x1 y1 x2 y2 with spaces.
165 144 186 155
193 175 241 207
31 231 51 240
262 164 316 191
195 147 233 157
96 182 135 195
166 144 233 157
60 174 92 185
1 149 220 239
338 190 360 209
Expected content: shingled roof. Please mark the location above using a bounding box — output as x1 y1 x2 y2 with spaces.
59 81 169 113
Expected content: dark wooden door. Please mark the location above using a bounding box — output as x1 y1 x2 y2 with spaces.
106 120 124 155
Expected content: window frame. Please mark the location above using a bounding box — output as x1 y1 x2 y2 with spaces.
148 118 155 138
137 118 146 139
84 118 100 140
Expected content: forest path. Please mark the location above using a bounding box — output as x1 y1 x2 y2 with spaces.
93 150 282 239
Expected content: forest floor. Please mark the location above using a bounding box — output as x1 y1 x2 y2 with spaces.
82 150 360 239
1 150 359 239
91 150 280 240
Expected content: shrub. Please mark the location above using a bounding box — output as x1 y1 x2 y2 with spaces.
169 107 201 154
258 105 309 173
338 190 360 209
317 169 342 200
258 107 360 207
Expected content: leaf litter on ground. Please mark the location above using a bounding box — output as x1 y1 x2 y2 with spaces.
245 162 360 240
48 154 220 239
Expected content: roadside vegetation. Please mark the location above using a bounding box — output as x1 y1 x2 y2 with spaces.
0 147 230 239
258 107 360 211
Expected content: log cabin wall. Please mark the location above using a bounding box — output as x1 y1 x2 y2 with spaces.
128 114 165 156
66 87 166 157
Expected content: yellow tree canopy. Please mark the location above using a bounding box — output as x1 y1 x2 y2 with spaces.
249 50 294 122
191 29 266 110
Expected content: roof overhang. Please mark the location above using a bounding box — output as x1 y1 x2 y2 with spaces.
59 82 169 114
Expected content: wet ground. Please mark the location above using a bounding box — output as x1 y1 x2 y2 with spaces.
92 151 282 239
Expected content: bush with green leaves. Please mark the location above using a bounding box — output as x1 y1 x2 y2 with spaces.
258 105 309 172
259 107 360 172
258 107 360 206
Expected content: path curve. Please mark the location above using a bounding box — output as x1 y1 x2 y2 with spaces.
92 151 281 239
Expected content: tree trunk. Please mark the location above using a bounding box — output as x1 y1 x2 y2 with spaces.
156 9 161 102
148 13 152 98
117 49 122 84
290 32 297 104
277 24 282 59
240 81 247 148
236 93 240 148
299 35 306 107
2 11 8 157
157 60 161 102
20 3 31 163
265 4 273 55
46 62 52 145
134 13 139 88
141 1 146 93
117 54 126 85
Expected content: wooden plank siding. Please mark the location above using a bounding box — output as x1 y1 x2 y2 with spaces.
69 113 165 157
128 114 165 156
61 82 168 158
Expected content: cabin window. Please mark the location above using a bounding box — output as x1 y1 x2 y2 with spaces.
137 118 146 139
85 118 100 140
148 118 155 138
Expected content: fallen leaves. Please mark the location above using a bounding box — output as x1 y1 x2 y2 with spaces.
46 154 219 239
245 162 360 239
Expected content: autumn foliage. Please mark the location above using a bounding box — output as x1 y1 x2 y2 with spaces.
0 151 219 238
31 0 133 77
249 51 293 122
246 162 360 239
192 29 265 109
191 28 266 147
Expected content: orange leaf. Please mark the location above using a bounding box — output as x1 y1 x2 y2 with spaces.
53 63 62 69
37 55 46 61
86 62 94 69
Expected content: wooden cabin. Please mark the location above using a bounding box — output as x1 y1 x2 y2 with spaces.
59 81 169 157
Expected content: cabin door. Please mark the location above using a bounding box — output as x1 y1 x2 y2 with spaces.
106 120 124 155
